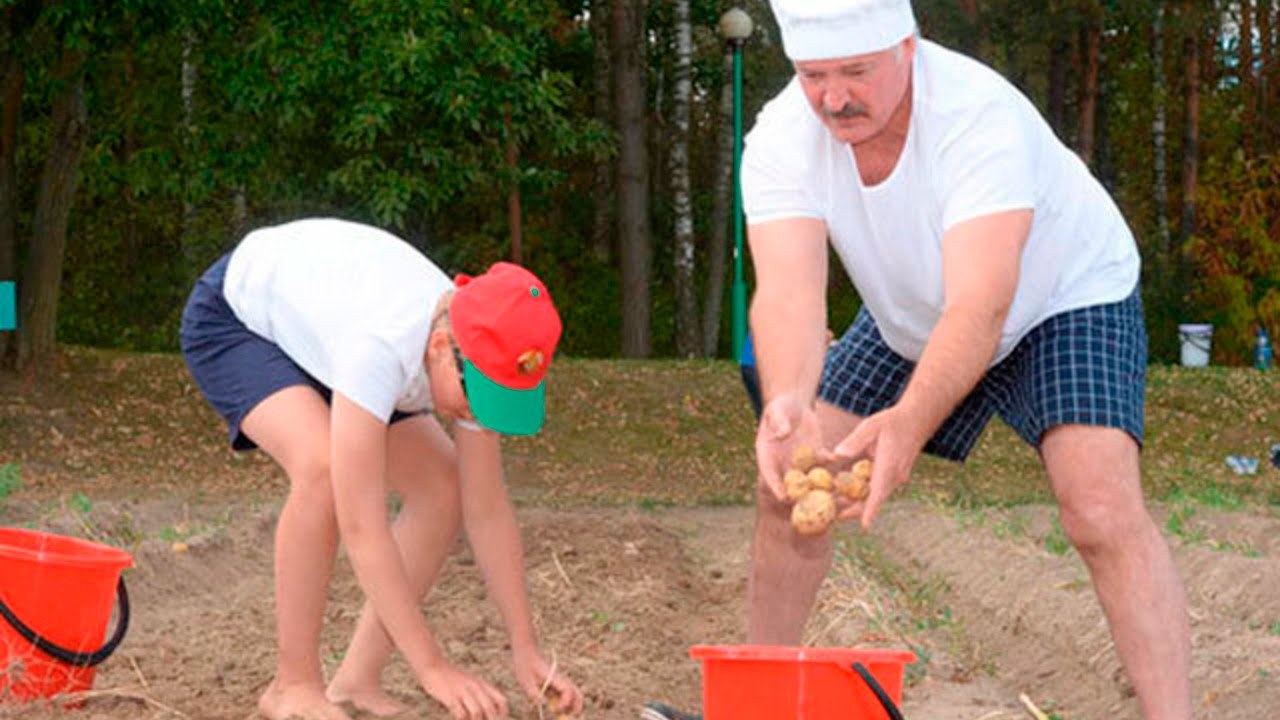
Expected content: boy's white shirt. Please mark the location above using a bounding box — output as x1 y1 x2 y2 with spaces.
742 39 1140 364
223 217 453 422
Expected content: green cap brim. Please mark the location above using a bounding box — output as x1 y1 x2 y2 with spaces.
462 358 546 435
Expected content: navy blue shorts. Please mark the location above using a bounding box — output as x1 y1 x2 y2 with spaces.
819 288 1147 461
179 254 422 451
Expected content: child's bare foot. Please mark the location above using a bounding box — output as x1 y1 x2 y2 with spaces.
259 679 353 720
326 683 409 717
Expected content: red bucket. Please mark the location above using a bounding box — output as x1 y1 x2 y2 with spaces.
0 527 132 703
690 645 916 720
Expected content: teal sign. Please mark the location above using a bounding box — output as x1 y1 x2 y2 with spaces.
0 282 14 330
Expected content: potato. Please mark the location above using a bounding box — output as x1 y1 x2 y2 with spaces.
790 489 836 535
806 467 834 491
784 468 811 502
834 470 869 501
834 459 872 501
790 444 819 472
851 459 872 482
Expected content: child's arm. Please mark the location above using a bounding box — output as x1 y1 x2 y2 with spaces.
454 423 584 715
330 393 508 718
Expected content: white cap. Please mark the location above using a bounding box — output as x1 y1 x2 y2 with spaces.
769 0 917 61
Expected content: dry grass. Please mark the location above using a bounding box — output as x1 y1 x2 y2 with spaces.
2 347 1278 515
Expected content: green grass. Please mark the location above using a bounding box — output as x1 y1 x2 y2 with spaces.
0 463 20 502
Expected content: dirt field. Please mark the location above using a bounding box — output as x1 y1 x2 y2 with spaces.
2 351 1279 719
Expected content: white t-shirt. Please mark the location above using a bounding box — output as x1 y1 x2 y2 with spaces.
742 39 1140 363
223 218 454 422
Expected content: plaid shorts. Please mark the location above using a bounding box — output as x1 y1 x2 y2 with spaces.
819 288 1147 461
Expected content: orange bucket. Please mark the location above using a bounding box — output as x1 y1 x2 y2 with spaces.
690 645 916 719
0 527 132 702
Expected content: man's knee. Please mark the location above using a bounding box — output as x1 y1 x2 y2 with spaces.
1043 425 1148 553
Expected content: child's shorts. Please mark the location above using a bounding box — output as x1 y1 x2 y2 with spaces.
179 254 423 451
818 288 1147 461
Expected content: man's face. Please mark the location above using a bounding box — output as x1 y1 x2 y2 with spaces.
794 37 915 145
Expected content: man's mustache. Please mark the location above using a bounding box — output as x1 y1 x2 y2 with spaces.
824 104 868 120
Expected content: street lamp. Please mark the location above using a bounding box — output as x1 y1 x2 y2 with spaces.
719 7 753 363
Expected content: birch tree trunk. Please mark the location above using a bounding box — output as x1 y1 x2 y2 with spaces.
1179 0 1200 247
18 48 89 372
669 0 698 357
1241 0 1256 155
1258 0 1274 150
702 48 733 357
613 0 651 357
1151 4 1172 270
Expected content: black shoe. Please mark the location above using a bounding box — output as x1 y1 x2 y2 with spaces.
639 702 702 720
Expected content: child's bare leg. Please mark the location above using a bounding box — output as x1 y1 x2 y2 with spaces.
242 387 352 720
327 416 462 716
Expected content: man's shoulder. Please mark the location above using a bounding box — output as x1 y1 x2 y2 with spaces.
915 40 1027 118
745 78 829 157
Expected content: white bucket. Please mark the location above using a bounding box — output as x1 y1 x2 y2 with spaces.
1178 323 1213 367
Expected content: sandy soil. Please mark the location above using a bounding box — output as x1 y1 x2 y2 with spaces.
3 494 1278 720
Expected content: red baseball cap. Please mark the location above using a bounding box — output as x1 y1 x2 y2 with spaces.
448 262 562 435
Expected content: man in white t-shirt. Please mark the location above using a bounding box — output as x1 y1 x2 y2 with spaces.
732 2 1188 719
181 218 583 720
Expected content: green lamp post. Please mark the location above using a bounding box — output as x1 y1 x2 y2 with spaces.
719 7 753 363
0 281 14 331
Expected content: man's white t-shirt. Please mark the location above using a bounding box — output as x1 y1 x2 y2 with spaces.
742 39 1140 364
223 218 454 422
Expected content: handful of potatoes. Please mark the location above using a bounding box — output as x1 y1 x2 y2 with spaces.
785 444 871 535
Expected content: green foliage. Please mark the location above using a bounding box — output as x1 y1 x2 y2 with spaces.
1186 153 1280 364
7 0 1280 360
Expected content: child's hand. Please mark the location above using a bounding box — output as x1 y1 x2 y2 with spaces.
420 660 509 719
513 649 584 717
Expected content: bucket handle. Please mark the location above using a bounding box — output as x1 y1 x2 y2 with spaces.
850 661 906 720
0 576 130 668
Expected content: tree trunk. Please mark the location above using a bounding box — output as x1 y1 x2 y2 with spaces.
1258 0 1274 149
0 10 23 365
181 27 200 279
121 39 140 265
1075 0 1102 167
589 0 612 263
17 48 88 373
1047 26 1070 137
957 0 980 56
1151 4 1172 275
504 110 523 265
1241 0 1256 155
701 48 733 357
1179 1 1200 247
612 0 651 357
669 0 698 358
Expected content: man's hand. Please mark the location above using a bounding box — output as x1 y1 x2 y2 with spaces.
420 660 509 719
512 648 584 716
755 393 826 502
832 405 929 530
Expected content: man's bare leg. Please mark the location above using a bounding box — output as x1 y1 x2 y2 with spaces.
1041 425 1191 720
746 403 861 643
